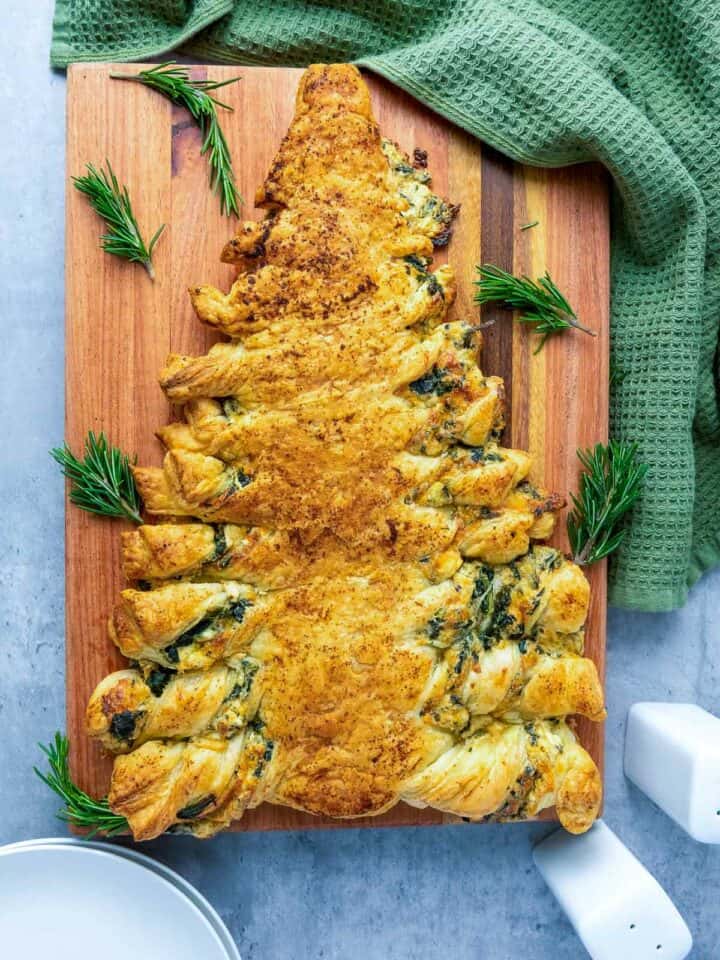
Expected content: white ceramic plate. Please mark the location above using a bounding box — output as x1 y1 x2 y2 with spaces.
0 839 240 960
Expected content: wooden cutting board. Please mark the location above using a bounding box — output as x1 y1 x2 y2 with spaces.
65 64 609 832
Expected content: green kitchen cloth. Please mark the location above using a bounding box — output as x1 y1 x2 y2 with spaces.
51 1 720 613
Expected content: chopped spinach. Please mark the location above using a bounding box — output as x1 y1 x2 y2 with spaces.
519 481 539 499
176 794 216 820
425 273 443 298
403 254 444 298
473 576 522 649
163 619 209 663
426 613 445 642
254 739 275 778
490 585 517 637
224 659 259 701
229 598 253 623
472 566 494 614
109 709 144 742
211 525 228 562
183 615 218 640
409 366 455 397
146 666 174 697
220 396 241 418
453 636 472 675
404 254 430 272
469 446 503 464
162 597 253 663
230 468 252 490
540 549 562 571
527 588 545 616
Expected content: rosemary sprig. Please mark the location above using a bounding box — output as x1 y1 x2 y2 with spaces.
34 733 128 838
51 431 143 524
72 161 164 278
568 440 648 566
474 264 595 353
112 62 241 217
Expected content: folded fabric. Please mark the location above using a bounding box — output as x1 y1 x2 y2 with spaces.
51 0 720 612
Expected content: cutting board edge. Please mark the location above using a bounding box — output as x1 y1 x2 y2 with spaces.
63 63 608 835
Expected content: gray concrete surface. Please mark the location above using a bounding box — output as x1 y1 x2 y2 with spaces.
1 4 718 958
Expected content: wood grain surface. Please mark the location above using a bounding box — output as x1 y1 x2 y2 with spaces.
65 64 609 832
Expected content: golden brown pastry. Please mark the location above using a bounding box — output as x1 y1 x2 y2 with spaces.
86 63 604 841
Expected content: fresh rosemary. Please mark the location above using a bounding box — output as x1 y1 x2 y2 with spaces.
51 431 143 524
568 440 648 566
72 161 164 278
112 62 241 217
34 733 128 838
474 264 595 353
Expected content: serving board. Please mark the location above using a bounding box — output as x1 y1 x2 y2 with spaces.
65 64 609 831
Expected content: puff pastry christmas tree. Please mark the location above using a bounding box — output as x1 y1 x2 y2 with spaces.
86 64 604 840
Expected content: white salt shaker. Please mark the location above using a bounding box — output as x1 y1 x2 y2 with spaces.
625 701 720 843
533 821 692 960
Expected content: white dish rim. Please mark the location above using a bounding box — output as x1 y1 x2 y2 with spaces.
0 836 241 960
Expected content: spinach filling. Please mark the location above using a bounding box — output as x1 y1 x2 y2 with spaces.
229 598 253 623
403 254 444 299
394 161 415 176
176 794 216 820
146 665 175 697
219 396 242 418
109 709 144 742
425 273 443 297
469 446 503 464
409 365 455 397
229 468 252 490
471 566 494 617
517 479 542 499
163 616 214 664
404 253 429 271
162 598 254 663
426 610 473 651
426 613 445 643
471 569 522 648
224 658 259 702
543 550 562 571
453 635 473 675
525 722 539 746
211 525 228 562
253 739 275 778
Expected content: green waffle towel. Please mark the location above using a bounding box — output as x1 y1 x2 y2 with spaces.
51 1 720 613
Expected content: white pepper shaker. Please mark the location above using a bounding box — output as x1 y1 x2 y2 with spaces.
533 820 692 960
625 701 720 843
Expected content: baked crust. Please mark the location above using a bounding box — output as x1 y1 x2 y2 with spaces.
86 64 603 840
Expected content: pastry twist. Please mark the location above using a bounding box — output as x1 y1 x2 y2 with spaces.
86 64 604 840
